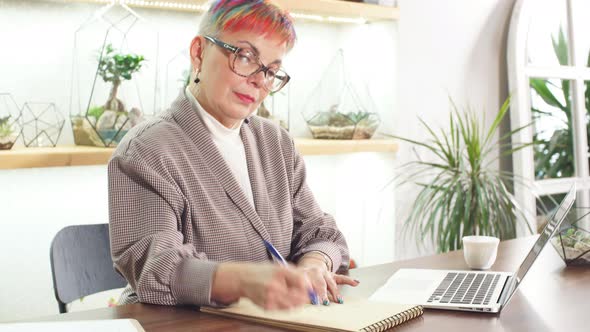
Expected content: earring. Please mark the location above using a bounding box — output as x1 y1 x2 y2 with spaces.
194 70 201 84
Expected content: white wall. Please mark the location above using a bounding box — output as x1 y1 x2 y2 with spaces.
0 166 109 320
392 0 516 259
0 0 398 321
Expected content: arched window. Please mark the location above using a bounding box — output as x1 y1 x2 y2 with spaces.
508 0 590 231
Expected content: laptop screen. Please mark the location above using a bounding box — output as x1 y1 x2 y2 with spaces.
514 184 576 284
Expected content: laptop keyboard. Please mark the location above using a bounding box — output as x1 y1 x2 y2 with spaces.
427 272 501 305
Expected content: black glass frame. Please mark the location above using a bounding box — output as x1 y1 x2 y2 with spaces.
204 35 290 92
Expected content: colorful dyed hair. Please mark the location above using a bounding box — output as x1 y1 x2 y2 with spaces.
199 0 297 51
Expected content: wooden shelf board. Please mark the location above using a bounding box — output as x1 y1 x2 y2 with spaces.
0 146 115 169
273 0 399 21
56 0 399 22
0 139 398 169
295 138 399 156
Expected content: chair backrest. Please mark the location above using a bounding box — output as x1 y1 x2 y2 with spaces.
50 223 127 313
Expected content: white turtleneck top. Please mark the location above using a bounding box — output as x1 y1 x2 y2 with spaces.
185 87 254 207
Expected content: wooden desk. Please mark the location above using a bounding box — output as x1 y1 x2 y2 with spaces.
31 236 588 331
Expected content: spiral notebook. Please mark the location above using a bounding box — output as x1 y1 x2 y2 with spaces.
200 298 423 332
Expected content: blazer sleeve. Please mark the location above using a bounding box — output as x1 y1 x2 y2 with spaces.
108 154 218 306
288 143 350 273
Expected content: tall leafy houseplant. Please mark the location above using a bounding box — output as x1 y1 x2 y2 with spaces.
97 43 145 112
530 28 590 179
392 98 533 253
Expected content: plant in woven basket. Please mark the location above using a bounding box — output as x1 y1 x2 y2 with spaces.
391 98 534 253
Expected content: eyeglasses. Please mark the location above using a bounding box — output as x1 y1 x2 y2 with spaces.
204 35 290 93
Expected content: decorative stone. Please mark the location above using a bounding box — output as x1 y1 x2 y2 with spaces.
129 108 144 127
96 110 118 131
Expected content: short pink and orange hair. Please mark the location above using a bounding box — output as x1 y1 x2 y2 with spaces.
198 0 297 51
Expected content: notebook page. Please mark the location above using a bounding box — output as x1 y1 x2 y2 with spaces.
0 319 145 332
203 297 418 331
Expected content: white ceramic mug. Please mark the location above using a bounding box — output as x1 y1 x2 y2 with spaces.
462 235 500 270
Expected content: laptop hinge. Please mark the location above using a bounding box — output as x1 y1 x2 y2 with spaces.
497 275 517 307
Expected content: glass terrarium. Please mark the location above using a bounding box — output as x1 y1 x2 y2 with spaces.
551 206 590 266
70 2 159 147
163 47 191 112
0 93 22 150
20 102 65 147
257 84 290 131
302 49 380 139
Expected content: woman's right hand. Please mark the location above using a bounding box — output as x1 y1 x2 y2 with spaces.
212 262 311 310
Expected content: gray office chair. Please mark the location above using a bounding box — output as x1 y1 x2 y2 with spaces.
50 223 127 313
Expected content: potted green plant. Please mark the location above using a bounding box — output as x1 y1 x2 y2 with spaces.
72 43 146 147
390 98 534 253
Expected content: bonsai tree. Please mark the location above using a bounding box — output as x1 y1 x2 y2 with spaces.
97 43 145 113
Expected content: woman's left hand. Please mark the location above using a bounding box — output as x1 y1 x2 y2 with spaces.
297 255 359 305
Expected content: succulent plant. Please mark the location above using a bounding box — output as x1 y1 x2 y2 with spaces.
0 115 14 138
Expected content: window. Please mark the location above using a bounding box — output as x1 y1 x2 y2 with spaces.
508 0 590 231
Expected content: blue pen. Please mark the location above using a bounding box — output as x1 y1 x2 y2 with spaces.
263 240 319 305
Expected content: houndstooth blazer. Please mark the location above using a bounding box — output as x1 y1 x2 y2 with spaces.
108 91 350 306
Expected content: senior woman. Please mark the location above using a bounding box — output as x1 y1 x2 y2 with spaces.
108 0 357 311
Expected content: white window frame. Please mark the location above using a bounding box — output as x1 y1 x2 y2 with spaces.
508 0 590 232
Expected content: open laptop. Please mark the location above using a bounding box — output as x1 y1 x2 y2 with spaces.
370 184 576 314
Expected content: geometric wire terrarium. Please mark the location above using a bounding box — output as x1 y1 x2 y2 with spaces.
20 102 65 147
70 1 159 147
163 47 190 112
551 205 590 266
302 49 380 139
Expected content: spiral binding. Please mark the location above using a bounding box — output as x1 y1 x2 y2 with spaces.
361 306 423 332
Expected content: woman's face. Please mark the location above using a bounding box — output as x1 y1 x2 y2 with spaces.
194 30 288 128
